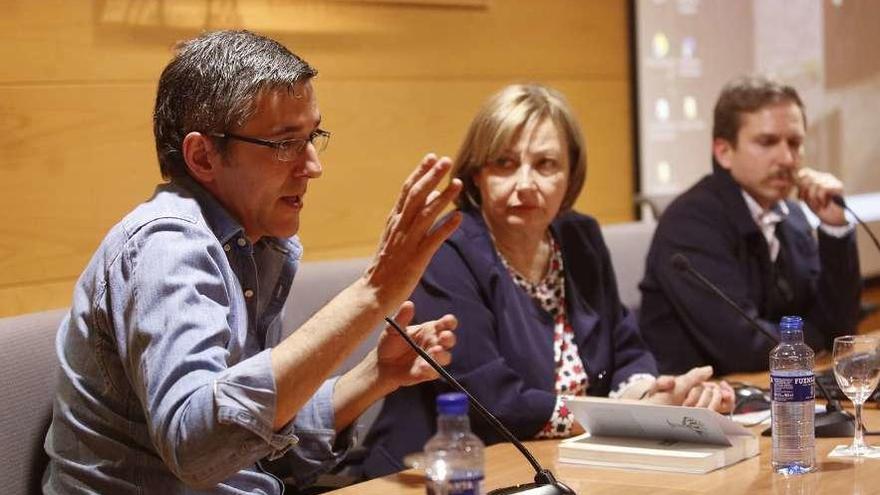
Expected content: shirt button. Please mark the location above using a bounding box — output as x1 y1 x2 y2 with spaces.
223 244 231 252
237 237 247 247
244 289 254 298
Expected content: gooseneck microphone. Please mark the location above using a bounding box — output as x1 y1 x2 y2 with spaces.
670 254 779 345
670 253 855 438
384 316 575 495
831 195 880 254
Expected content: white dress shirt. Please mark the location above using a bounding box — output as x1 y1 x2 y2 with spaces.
740 190 854 262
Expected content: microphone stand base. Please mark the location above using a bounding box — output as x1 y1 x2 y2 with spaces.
488 469 576 495
815 410 856 438
488 483 576 495
761 409 855 438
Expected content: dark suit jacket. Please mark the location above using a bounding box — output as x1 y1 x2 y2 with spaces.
359 209 657 478
639 167 861 375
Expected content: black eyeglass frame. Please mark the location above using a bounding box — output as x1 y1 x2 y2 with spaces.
209 129 330 161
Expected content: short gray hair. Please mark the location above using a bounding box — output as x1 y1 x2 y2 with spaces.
153 30 317 179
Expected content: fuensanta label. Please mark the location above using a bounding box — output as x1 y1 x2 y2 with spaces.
770 373 815 402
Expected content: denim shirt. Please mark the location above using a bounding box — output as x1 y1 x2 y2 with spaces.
44 177 352 494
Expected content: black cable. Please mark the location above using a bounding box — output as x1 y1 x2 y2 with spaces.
833 196 880 253
831 197 880 433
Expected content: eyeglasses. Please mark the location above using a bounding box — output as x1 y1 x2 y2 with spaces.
210 129 330 162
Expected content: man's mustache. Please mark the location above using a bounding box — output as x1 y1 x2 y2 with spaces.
768 169 794 181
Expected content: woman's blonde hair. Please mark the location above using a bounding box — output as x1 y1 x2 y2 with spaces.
452 84 587 213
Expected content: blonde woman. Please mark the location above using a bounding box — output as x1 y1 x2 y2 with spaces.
360 84 733 478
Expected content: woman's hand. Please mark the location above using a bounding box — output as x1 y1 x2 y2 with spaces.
644 366 735 413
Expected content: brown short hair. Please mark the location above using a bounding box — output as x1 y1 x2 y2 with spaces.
452 84 587 213
713 75 805 146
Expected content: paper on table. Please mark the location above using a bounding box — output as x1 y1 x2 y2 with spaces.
731 405 827 427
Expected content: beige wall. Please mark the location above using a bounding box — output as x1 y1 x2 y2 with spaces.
0 0 635 317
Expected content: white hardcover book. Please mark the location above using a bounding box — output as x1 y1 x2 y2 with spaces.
558 397 759 474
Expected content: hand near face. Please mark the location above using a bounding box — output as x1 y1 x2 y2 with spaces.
645 365 735 413
364 154 463 312
795 167 847 226
375 301 457 389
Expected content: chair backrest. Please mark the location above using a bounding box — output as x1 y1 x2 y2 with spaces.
282 257 381 374
0 307 67 495
600 220 657 312
635 193 678 221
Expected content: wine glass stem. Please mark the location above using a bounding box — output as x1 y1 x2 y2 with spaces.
853 402 866 454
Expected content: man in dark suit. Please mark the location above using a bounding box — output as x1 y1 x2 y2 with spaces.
639 75 861 375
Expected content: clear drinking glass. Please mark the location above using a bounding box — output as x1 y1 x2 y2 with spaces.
829 335 880 457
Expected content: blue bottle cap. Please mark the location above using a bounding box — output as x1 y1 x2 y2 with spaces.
436 392 469 416
779 315 804 333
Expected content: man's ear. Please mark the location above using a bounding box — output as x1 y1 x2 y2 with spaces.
182 132 221 184
712 137 734 170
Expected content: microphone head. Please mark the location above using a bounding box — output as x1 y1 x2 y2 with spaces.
831 195 847 209
670 253 691 272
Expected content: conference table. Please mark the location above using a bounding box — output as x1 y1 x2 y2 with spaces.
330 366 880 494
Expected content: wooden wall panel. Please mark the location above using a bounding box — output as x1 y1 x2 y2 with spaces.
303 77 633 258
0 0 635 317
0 1 629 82
0 84 159 316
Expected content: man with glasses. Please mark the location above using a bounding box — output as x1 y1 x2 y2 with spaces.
44 30 462 493
639 75 861 375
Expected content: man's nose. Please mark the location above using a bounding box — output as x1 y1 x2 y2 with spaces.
299 145 323 179
305 156 323 178
777 143 797 167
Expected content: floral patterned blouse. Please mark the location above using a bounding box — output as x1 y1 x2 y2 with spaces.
497 233 654 438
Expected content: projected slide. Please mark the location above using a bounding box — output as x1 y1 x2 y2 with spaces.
636 0 880 202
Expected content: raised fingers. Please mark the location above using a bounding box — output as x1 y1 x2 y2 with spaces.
409 314 458 349
398 157 456 228
417 178 463 231
419 209 463 260
801 175 829 209
436 329 456 350
393 154 438 214
797 168 843 209
413 331 455 376
425 346 453 367
434 313 459 332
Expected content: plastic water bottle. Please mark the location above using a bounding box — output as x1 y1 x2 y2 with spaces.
424 392 485 495
770 315 815 474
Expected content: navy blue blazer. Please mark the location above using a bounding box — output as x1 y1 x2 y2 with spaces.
639 167 861 375
360 209 657 478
